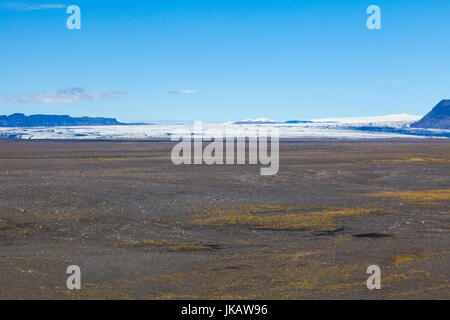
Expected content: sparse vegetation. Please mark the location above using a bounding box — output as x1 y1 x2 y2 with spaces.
370 189 450 205
191 207 378 231
167 242 211 252
373 157 449 163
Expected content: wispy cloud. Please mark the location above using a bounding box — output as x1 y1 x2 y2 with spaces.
170 89 196 95
1 88 126 104
0 2 66 11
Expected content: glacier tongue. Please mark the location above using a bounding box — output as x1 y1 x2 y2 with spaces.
0 114 448 139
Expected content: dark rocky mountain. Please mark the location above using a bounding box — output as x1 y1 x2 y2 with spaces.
0 113 126 127
411 100 450 129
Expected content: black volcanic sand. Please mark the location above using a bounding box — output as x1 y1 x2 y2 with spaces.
0 139 448 299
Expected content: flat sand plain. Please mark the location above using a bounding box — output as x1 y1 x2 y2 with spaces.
0 139 448 299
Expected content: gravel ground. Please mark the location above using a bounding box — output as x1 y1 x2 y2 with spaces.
0 139 448 299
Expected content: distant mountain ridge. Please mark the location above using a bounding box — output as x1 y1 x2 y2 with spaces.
411 100 450 129
234 118 280 124
0 113 126 127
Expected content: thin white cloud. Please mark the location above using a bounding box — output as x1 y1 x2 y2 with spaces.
170 89 196 95
0 2 66 11
1 88 126 104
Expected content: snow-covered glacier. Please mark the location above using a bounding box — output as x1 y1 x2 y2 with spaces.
1 114 449 139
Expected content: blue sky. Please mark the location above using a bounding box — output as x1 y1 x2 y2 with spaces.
0 0 449 122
